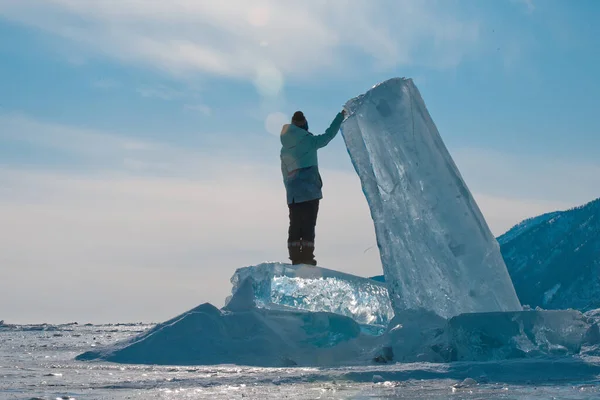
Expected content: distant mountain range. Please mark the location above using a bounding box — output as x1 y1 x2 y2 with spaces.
499 197 600 311
371 197 600 312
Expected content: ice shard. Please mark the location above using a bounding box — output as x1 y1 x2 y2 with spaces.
226 263 394 328
341 78 522 319
386 309 597 363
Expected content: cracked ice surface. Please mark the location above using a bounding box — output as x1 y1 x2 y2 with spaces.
227 263 394 327
341 78 522 319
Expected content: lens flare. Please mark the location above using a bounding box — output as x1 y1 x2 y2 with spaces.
254 64 284 97
247 6 270 27
265 112 288 136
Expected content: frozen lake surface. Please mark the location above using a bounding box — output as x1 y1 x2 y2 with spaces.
2 323 600 399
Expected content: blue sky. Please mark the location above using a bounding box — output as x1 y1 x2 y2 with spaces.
1 0 599 323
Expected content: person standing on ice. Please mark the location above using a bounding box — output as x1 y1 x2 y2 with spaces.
280 109 346 266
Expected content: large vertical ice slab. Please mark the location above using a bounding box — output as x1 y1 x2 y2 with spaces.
341 78 522 318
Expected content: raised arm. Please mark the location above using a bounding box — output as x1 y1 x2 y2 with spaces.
312 110 345 149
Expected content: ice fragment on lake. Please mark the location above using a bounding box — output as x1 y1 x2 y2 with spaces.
227 262 394 327
387 309 597 363
341 78 522 318
447 309 593 361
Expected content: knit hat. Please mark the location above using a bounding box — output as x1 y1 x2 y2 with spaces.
291 111 306 124
291 111 308 130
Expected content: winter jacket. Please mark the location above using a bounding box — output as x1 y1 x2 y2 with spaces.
280 112 344 204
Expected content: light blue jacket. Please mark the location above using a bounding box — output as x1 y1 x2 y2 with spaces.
280 112 344 204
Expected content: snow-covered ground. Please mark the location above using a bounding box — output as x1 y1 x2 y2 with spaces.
2 322 600 399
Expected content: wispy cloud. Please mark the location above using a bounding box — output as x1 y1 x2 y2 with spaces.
0 0 480 95
1 113 168 161
1 113 147 154
0 113 219 175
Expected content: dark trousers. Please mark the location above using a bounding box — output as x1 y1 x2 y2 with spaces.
287 199 320 264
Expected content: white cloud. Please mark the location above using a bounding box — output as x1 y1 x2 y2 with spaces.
0 113 148 155
0 0 480 94
0 113 196 173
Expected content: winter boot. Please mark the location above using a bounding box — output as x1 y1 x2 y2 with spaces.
301 241 317 266
288 241 303 265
